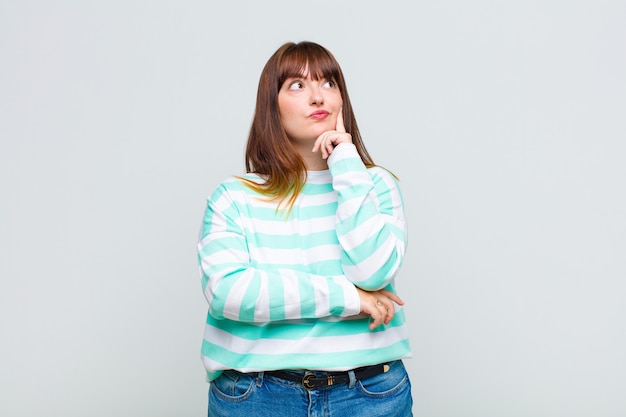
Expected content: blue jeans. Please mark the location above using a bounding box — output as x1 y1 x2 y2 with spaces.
208 360 413 417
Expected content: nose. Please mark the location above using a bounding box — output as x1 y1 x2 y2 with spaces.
310 84 324 105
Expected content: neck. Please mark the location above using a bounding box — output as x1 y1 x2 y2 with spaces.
292 141 328 171
303 155 329 171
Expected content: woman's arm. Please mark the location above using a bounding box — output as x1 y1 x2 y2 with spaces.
198 183 361 323
328 143 408 291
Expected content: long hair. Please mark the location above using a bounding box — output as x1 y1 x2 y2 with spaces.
242 41 375 209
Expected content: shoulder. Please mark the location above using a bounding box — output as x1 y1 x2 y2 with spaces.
368 165 400 184
207 174 264 201
367 166 404 201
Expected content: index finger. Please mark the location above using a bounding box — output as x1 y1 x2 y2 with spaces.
381 289 405 306
335 106 346 133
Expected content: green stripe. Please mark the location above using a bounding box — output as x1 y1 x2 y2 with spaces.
208 273 240 319
201 262 245 279
336 200 379 236
372 177 394 215
305 260 345 276
330 157 367 176
239 274 261 322
268 277 286 321
238 202 337 221
301 182 334 195
298 276 317 317
337 183 373 200
201 338 411 371
201 203 241 238
198 236 246 256
328 279 346 316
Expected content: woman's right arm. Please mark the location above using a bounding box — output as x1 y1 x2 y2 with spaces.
197 183 361 323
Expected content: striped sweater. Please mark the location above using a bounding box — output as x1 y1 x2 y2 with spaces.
197 143 411 381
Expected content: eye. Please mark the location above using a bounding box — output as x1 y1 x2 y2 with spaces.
288 80 304 90
323 80 336 88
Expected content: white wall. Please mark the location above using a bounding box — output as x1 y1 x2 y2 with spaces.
1 1 625 416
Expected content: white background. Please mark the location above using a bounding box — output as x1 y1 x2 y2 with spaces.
1 1 625 416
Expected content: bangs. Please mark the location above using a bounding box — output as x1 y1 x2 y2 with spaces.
278 43 340 85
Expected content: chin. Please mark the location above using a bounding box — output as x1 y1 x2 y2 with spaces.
311 124 333 137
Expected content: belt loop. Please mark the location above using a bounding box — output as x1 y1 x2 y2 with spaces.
256 371 264 387
348 369 356 389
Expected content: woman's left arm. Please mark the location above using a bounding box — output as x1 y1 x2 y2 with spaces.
327 143 408 291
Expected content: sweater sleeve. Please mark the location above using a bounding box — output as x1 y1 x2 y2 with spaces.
197 181 361 323
327 143 408 290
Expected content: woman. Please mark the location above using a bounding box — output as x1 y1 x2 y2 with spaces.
198 41 413 416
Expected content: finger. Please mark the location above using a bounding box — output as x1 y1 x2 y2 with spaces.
377 298 395 324
381 290 405 306
384 304 395 325
369 309 384 330
312 132 326 153
318 139 328 159
335 106 346 133
375 298 393 327
325 140 334 158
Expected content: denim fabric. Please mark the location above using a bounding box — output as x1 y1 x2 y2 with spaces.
208 360 412 417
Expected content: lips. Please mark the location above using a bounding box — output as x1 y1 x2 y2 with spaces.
309 110 329 120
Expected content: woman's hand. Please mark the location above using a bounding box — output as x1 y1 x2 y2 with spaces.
356 287 405 330
312 107 352 159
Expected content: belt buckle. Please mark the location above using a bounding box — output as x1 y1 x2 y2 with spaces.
302 372 316 390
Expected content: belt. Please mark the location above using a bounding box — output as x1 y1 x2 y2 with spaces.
266 363 390 390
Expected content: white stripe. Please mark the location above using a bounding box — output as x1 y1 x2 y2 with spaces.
314 278 330 317
282 273 302 320
246 215 336 236
305 244 342 263
250 244 341 265
298 191 336 206
249 247 301 264
334 171 371 191
327 143 358 163
332 276 360 316
337 196 369 219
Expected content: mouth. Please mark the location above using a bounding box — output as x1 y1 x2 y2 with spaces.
309 110 329 120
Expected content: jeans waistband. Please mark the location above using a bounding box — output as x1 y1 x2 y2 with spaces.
265 362 391 390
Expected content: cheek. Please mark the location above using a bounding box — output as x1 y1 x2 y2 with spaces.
278 100 296 122
328 94 343 112
277 95 288 115
279 110 296 131
278 111 299 138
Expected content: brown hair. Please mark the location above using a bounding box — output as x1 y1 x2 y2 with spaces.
242 41 375 209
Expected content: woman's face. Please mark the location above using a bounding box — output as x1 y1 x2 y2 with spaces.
277 68 343 145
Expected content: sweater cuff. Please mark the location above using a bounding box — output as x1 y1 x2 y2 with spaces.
327 142 359 165
340 282 362 317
